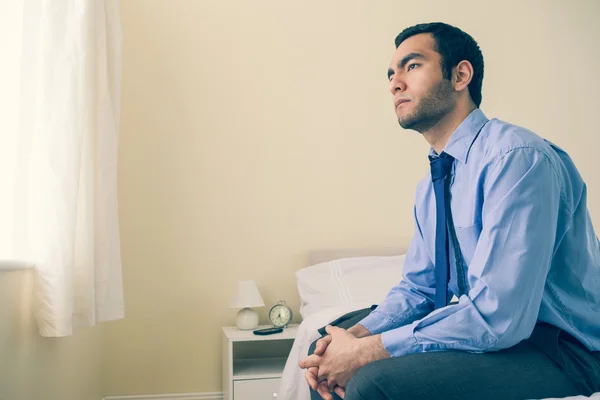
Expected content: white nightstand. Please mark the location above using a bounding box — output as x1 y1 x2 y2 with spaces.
222 324 298 400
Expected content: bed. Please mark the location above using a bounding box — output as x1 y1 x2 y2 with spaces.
277 247 600 400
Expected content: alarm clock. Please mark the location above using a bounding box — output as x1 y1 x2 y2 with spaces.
268 300 293 328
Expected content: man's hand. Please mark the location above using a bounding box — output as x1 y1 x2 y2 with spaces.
314 334 333 355
300 326 379 397
303 334 332 395
301 324 374 399
316 380 346 399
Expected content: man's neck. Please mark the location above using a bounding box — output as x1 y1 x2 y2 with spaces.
423 103 477 155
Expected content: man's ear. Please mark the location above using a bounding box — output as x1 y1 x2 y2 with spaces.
453 60 473 92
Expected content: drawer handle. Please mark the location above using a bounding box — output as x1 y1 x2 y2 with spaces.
272 392 278 398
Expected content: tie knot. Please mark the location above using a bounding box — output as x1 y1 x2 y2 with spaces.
429 152 454 181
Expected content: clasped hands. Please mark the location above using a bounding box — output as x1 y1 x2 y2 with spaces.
298 325 364 400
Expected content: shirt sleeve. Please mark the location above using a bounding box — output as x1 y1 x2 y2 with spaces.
358 203 436 335
379 147 562 357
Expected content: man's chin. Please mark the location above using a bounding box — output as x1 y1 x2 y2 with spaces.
398 117 420 132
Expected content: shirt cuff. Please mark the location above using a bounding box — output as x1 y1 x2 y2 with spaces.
380 322 421 358
357 310 395 335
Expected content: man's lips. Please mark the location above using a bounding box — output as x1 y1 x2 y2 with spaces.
394 98 411 108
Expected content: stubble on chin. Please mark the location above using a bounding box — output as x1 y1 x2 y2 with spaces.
397 106 431 133
396 80 455 133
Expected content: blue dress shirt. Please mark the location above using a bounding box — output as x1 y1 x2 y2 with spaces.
359 108 600 357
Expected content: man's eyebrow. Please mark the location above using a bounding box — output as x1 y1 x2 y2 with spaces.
387 52 426 80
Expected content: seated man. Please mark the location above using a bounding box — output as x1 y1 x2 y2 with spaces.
299 22 600 400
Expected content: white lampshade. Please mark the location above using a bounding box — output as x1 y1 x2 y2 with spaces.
230 280 265 309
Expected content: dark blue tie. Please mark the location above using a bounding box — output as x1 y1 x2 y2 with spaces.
430 152 455 309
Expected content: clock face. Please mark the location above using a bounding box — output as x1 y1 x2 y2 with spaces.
269 305 292 327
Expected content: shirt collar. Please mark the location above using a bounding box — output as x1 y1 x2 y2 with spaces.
428 108 489 164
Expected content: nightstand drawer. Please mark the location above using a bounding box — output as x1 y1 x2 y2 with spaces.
234 378 280 399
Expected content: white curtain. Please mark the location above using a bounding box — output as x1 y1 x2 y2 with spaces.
0 0 125 337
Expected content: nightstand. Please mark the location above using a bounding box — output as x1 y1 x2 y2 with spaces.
222 324 298 400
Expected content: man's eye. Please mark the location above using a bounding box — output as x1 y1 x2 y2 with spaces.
408 63 419 71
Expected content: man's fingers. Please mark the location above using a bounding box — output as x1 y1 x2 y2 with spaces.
334 385 346 399
317 381 334 400
327 376 338 392
305 367 318 390
309 367 319 390
315 335 332 355
299 354 321 369
316 365 328 382
304 369 314 390
325 325 344 336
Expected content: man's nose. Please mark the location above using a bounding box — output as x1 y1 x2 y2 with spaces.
389 76 406 95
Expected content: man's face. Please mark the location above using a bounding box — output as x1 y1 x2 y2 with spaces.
388 33 457 132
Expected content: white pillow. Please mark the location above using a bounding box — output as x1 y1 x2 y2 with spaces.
295 255 406 319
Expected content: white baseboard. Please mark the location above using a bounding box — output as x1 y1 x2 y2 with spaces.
103 393 223 400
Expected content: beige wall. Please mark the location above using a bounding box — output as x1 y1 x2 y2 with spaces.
0 270 104 400
106 0 600 395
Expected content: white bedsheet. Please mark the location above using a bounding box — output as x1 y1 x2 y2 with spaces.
278 308 600 400
538 394 600 400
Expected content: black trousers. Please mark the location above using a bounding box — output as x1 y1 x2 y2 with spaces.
308 307 600 400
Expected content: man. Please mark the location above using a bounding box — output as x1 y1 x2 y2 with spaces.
299 22 600 400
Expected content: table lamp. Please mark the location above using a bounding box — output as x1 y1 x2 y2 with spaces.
230 280 264 330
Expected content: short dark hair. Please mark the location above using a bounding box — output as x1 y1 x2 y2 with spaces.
395 22 484 107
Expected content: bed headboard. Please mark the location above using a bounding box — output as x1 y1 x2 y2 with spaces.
308 245 408 265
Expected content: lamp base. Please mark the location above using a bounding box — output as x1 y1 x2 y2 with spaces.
236 307 259 330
